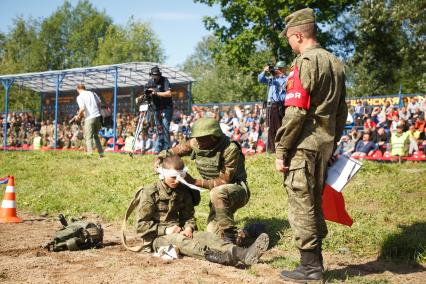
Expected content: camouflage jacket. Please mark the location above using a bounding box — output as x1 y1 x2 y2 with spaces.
136 181 196 243
158 136 247 189
275 44 348 162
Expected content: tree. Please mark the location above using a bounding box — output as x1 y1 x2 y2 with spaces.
94 18 165 65
0 17 41 74
182 36 266 103
348 0 425 97
194 0 356 70
38 0 113 70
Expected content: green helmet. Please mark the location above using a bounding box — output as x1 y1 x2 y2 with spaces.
275 61 286 68
191 118 223 138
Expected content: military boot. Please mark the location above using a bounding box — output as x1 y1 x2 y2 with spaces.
235 232 269 265
204 247 238 266
205 233 269 266
280 250 323 283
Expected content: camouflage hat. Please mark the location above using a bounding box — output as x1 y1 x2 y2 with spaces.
275 61 286 68
191 118 223 138
279 8 315 38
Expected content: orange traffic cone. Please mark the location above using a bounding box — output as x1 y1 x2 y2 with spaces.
0 176 23 223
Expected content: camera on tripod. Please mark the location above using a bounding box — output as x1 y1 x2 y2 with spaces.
136 83 157 112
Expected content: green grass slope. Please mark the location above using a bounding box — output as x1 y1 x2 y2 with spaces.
1 151 425 264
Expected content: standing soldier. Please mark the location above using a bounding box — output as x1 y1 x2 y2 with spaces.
275 8 348 282
156 118 249 244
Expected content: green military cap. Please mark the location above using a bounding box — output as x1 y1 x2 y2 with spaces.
279 8 315 38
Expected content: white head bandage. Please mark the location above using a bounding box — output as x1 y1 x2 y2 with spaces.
156 166 188 180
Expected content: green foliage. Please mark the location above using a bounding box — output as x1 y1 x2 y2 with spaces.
182 35 269 103
190 61 265 103
0 0 165 112
347 0 425 97
95 18 165 65
36 0 113 70
195 0 355 69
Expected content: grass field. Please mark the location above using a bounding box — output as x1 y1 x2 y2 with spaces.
1 151 425 271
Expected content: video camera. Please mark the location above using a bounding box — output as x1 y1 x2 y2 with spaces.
268 64 277 76
135 83 158 113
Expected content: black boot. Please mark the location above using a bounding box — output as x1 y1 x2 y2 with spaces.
280 250 323 283
235 233 269 265
204 248 238 266
205 233 269 266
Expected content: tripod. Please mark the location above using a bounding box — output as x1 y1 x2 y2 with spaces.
129 101 157 158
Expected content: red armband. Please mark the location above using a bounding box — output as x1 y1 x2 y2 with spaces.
284 66 310 110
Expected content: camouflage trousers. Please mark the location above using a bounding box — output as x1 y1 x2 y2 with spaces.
153 231 234 259
206 182 250 236
284 149 329 250
83 116 103 155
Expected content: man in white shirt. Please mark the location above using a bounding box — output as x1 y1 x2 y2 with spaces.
73 84 104 157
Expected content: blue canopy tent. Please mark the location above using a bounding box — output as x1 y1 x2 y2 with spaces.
0 62 194 150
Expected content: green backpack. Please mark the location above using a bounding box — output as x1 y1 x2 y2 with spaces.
44 214 104 252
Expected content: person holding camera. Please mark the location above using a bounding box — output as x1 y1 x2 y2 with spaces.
73 84 104 157
258 61 288 153
146 66 173 153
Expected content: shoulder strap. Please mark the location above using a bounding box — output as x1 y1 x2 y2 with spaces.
121 187 146 252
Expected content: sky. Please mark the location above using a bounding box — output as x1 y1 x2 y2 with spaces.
0 0 220 67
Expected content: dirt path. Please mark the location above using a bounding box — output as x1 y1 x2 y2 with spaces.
1 213 424 283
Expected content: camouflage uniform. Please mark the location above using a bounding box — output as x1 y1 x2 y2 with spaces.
158 119 249 239
136 181 234 258
275 8 348 282
276 24 348 252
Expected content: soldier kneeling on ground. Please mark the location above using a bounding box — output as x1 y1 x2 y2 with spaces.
122 155 269 266
155 118 250 244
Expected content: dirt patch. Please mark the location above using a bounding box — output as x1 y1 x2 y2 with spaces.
1 212 425 283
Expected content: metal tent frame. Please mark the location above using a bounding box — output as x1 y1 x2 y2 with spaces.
0 62 194 150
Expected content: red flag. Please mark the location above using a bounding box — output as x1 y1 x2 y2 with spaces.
322 184 353 227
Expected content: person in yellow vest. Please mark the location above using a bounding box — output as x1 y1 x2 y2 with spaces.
407 124 421 155
390 124 409 157
123 131 135 152
32 131 42 150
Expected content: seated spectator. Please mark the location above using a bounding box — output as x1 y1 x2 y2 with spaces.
407 97 421 116
31 131 42 150
170 133 179 148
231 127 242 142
370 106 381 123
363 117 377 130
42 133 55 149
352 133 377 158
389 124 410 157
398 106 411 122
407 125 420 156
414 116 425 133
374 127 389 153
419 127 426 156
389 114 400 132
123 132 135 152
135 132 153 154
376 107 387 128
412 108 424 121
334 135 356 156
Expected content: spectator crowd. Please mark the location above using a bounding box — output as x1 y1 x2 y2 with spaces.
1 95 426 160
